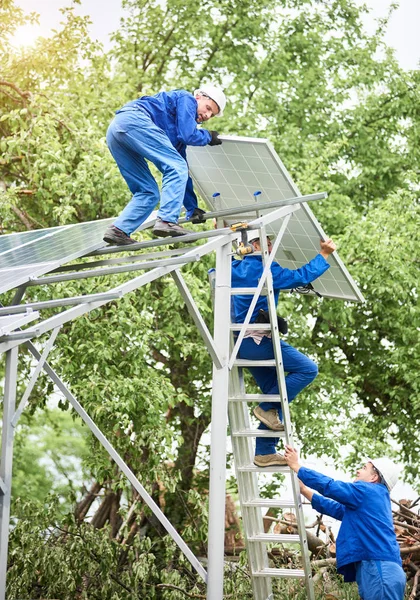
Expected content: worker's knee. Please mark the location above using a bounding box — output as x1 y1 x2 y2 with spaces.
304 359 318 383
176 160 189 184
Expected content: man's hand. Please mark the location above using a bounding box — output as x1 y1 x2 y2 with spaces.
319 238 336 259
284 445 301 473
208 131 222 146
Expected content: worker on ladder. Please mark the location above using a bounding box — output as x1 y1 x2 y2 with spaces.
284 446 406 600
103 85 226 245
231 233 336 467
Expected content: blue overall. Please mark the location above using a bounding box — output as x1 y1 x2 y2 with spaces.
231 253 330 455
299 466 406 600
106 90 211 235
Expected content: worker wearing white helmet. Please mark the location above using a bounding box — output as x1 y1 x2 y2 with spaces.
284 446 406 600
103 85 226 245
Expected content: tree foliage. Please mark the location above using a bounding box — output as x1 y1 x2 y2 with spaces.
0 0 419 596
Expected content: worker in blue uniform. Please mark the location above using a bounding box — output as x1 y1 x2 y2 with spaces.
231 233 336 467
284 445 406 600
103 85 226 245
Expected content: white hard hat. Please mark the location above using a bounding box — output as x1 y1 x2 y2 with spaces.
194 84 226 117
248 232 274 244
366 456 401 491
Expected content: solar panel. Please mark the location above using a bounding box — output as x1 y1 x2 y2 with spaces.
0 219 113 295
187 135 364 302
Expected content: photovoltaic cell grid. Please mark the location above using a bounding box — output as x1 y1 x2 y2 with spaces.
0 218 113 295
187 136 364 302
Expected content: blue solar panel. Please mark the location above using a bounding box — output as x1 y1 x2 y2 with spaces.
0 219 113 295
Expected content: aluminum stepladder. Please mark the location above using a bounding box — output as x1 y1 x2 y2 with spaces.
227 220 315 600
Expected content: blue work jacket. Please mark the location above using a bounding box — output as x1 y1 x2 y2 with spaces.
118 90 211 216
298 466 402 582
231 253 329 323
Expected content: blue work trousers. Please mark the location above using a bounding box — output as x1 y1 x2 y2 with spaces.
238 336 318 455
106 110 189 234
355 560 406 600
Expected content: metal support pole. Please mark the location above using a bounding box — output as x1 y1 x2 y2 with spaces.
24 341 207 583
0 346 18 600
206 239 232 600
171 271 224 369
11 327 60 427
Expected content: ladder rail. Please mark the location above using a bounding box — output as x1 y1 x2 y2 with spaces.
259 225 315 600
228 365 274 600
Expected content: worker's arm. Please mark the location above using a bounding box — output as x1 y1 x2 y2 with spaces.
285 446 365 510
176 94 212 146
270 239 336 289
299 480 345 520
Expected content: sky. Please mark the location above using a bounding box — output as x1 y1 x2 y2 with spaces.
12 0 420 71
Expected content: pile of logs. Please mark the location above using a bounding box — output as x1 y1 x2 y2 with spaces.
256 497 420 599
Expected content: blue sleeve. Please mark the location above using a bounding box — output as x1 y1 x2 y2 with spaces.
271 254 330 290
176 95 212 146
311 493 345 521
298 466 366 509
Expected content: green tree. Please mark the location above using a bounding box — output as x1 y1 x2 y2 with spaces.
1 0 419 597
12 406 89 506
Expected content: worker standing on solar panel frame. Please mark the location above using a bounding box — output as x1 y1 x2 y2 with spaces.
103 85 226 245
231 233 336 467
284 446 406 600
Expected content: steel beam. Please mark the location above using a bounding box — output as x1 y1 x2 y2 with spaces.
11 327 60 428
178 191 326 224
0 232 237 354
0 347 18 600
206 239 232 600
25 340 207 582
48 247 199 275
0 293 123 317
26 254 199 286
171 271 224 369
88 227 233 257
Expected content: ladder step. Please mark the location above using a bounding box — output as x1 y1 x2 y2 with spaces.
232 429 286 438
238 464 289 473
242 498 296 509
231 288 267 296
234 359 277 367
252 567 305 579
230 324 272 330
248 533 301 543
229 394 282 403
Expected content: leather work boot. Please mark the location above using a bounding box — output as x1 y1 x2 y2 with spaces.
254 453 288 468
103 225 136 246
153 218 191 237
190 207 206 224
253 406 284 431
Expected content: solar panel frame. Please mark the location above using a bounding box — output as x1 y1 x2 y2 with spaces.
187 135 364 302
0 218 113 295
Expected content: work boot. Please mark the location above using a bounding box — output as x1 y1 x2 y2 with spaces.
254 453 287 468
190 207 206 224
153 218 191 237
253 407 284 431
103 225 136 246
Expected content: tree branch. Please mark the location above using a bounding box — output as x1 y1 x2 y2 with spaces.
0 79 32 101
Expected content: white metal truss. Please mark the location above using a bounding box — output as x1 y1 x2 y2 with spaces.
0 193 355 600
